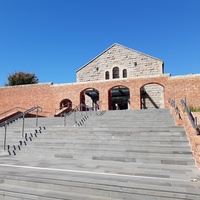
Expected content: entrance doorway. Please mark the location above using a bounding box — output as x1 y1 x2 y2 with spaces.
80 88 100 111
140 83 164 109
108 86 130 110
60 99 72 110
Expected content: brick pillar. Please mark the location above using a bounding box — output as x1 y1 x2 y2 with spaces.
99 89 108 111
130 86 141 110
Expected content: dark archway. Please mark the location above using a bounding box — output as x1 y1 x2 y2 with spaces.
54 99 72 116
60 99 72 110
80 88 100 111
140 83 164 109
108 85 130 110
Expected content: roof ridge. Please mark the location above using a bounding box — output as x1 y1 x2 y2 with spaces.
76 43 163 73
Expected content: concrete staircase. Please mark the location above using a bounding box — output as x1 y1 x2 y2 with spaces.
0 109 200 199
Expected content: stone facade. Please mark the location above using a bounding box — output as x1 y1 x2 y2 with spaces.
76 44 164 82
141 84 164 109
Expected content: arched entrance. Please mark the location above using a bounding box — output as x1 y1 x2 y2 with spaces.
55 99 72 116
140 83 164 109
60 99 72 110
108 86 130 110
80 88 100 111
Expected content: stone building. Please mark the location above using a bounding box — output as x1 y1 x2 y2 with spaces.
76 43 164 82
77 43 165 110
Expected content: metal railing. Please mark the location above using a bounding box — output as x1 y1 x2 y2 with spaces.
0 106 42 150
168 99 182 120
65 103 90 126
0 106 28 120
60 103 102 126
181 98 200 135
55 103 104 127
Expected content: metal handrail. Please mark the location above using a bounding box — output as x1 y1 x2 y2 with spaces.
0 107 28 119
181 98 200 135
168 99 181 120
1 106 42 150
0 112 23 127
61 103 92 126
56 103 101 126
0 106 42 127
54 103 77 116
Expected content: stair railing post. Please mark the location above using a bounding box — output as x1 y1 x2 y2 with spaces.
4 123 7 150
74 110 76 125
64 112 66 126
86 105 88 116
22 114 25 137
195 117 197 126
36 107 38 127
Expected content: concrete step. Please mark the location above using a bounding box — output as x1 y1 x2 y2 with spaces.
18 139 190 147
0 184 117 200
13 153 194 166
0 165 199 200
13 143 192 153
0 108 199 199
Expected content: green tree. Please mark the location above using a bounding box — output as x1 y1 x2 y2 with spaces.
5 71 39 86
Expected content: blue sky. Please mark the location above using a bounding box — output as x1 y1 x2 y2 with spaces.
0 0 199 86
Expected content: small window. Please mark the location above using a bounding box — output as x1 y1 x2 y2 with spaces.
105 71 109 80
123 69 127 78
113 67 119 79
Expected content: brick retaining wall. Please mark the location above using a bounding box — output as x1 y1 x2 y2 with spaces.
0 74 199 117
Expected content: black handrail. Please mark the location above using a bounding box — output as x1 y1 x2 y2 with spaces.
0 112 23 128
0 106 28 119
56 103 102 126
168 99 181 120
181 99 200 135
0 106 42 127
61 103 94 126
0 106 42 150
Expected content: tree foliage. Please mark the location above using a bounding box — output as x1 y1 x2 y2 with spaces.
5 72 39 86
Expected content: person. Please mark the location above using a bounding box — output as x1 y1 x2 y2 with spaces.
115 103 120 110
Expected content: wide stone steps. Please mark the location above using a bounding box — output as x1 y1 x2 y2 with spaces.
0 155 196 180
14 138 190 147
0 108 200 199
0 184 116 200
0 166 200 200
11 144 192 154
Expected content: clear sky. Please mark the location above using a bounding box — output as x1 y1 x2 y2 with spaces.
0 0 199 86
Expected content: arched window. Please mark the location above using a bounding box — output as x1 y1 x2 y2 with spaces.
113 67 119 79
105 71 109 80
123 69 127 78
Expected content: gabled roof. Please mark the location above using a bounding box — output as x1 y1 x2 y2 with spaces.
76 43 163 73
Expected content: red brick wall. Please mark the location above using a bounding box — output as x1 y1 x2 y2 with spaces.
0 74 199 117
169 99 200 169
167 75 200 107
